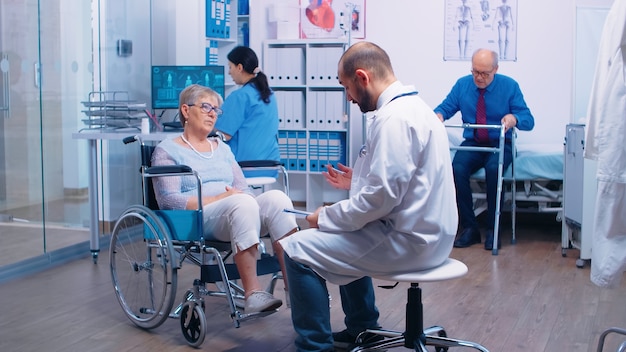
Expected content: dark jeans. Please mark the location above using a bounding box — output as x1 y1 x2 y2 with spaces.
452 139 512 231
285 254 379 352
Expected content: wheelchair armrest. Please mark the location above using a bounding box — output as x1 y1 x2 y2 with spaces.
145 165 193 175
238 160 282 168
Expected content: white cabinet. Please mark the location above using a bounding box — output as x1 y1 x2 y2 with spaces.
264 39 362 211
562 123 597 268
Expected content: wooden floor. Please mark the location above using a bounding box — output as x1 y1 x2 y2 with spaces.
1 213 625 352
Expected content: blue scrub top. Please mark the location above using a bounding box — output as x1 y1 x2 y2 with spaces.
216 83 280 177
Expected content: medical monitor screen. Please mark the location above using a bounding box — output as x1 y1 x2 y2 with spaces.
151 65 225 109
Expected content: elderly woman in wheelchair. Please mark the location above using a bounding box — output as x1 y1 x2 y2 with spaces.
151 84 298 313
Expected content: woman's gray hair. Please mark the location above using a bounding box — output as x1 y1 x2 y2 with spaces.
178 84 224 124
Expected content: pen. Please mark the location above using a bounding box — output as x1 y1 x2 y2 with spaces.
327 165 345 174
283 208 312 217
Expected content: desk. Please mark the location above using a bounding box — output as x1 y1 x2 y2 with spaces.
72 130 176 263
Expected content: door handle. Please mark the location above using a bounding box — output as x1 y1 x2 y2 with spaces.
0 53 10 118
34 61 40 88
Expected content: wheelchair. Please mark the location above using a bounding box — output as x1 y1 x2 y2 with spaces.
109 135 284 347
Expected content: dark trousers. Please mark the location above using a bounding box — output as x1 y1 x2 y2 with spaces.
452 139 512 231
285 254 379 352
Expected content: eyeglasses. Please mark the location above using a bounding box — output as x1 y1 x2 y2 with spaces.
471 69 495 78
188 102 223 116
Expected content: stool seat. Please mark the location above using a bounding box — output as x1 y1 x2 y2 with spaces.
373 258 468 283
352 257 489 352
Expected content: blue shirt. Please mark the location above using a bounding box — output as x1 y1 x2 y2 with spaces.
434 74 534 140
216 83 280 162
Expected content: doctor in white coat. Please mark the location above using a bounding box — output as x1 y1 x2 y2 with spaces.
279 42 458 351
584 0 626 288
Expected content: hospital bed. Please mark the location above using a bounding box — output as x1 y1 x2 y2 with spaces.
447 125 564 248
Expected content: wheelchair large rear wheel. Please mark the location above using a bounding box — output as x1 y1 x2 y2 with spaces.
110 205 177 329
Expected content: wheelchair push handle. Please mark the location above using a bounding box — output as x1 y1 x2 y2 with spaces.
123 135 139 144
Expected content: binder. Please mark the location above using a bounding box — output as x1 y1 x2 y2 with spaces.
283 91 293 129
308 46 320 86
326 90 344 130
278 130 288 168
318 131 329 168
327 131 341 169
224 0 231 39
266 47 279 85
324 46 344 84
287 131 298 170
309 131 319 171
297 131 307 171
316 91 326 129
307 90 318 129
275 91 286 129
292 91 305 129
289 47 305 85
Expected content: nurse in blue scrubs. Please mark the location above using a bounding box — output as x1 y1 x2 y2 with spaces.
215 46 280 178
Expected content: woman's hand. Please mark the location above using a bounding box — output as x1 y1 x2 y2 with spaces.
223 185 244 197
322 163 352 190
195 186 245 209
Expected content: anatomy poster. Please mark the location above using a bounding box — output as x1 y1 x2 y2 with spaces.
300 0 366 39
444 0 518 61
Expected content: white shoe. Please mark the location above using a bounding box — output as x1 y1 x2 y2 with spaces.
245 291 282 313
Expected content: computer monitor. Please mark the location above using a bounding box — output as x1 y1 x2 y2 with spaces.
151 65 225 110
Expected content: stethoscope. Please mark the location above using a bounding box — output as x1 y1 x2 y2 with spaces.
359 91 418 158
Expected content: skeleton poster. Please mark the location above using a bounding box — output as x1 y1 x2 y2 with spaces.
444 0 518 61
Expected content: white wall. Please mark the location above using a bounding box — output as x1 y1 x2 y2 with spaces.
251 0 615 145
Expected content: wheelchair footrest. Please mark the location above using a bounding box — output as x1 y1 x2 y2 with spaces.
200 254 281 283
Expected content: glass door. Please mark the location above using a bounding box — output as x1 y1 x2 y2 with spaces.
0 0 46 266
0 0 92 269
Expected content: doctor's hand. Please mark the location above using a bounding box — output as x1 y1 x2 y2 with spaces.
323 163 352 190
305 206 323 228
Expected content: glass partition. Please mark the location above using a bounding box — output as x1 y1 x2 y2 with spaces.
0 0 92 270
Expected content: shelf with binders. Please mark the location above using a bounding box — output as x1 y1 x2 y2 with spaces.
264 39 350 210
306 42 345 88
278 130 347 173
205 0 239 95
306 87 347 131
206 0 234 40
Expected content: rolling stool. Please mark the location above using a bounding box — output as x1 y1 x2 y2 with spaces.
351 258 489 352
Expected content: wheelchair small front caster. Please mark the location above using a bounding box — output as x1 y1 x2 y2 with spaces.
91 250 99 264
180 301 206 347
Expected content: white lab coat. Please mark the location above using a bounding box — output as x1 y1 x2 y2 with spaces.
584 0 626 288
280 82 458 285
